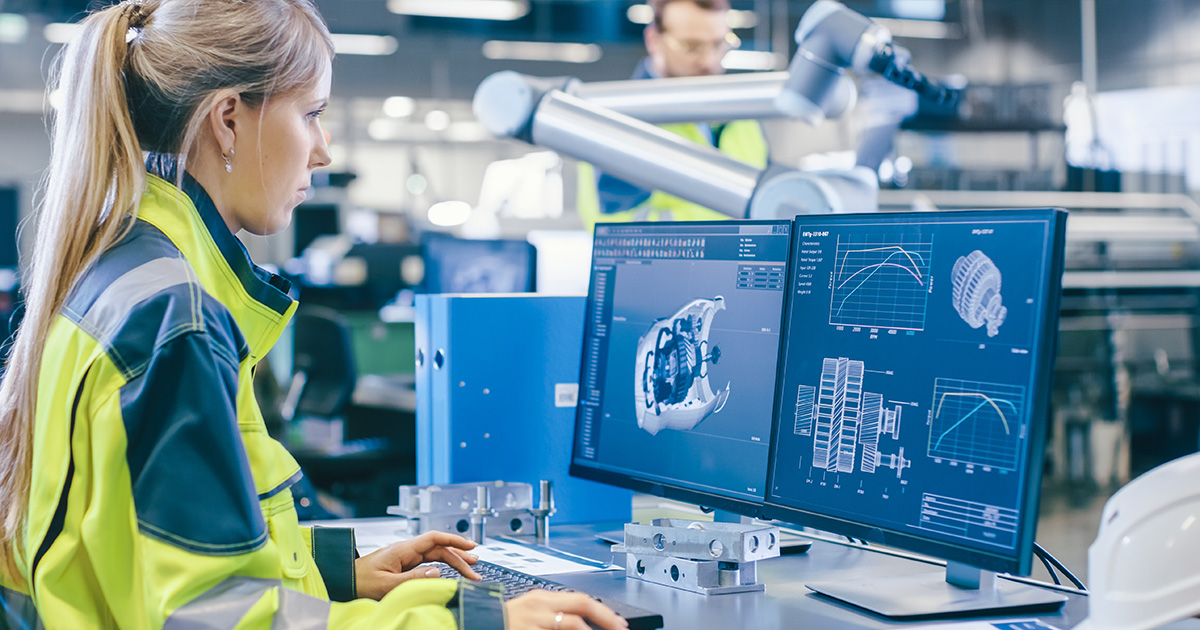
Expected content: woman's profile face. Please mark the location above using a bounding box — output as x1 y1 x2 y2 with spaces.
226 60 332 236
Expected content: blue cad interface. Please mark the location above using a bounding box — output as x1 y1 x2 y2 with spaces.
574 223 791 501
769 214 1053 554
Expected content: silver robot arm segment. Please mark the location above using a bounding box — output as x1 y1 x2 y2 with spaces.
471 0 951 219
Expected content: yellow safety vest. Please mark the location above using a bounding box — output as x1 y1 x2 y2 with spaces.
577 119 769 229
0 173 500 629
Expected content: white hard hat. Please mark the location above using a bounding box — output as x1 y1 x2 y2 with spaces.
1076 451 1200 630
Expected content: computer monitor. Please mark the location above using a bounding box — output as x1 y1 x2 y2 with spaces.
344 242 423 307
764 209 1068 618
293 203 340 254
420 232 536 294
570 221 792 515
0 187 18 270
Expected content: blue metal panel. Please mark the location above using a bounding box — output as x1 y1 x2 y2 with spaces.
415 294 632 524
414 295 434 484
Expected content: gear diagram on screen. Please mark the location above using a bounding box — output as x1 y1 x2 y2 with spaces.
635 297 731 436
951 250 1006 337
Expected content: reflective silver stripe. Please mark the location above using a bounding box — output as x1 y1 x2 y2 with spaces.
0 585 43 630
164 577 330 630
75 256 201 347
273 587 330 630
164 577 275 630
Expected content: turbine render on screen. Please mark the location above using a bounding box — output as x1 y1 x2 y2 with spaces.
636 297 730 436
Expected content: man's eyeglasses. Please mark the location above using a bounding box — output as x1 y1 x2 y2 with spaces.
661 31 741 56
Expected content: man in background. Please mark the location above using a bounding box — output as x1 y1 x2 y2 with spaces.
577 0 768 227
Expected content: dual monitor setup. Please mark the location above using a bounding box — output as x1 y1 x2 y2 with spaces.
570 208 1069 618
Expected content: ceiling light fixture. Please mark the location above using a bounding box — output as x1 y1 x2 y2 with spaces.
721 50 783 71
482 41 602 64
427 201 473 227
383 96 416 118
388 0 529 21
871 17 963 39
0 14 29 44
626 4 653 25
43 22 80 44
330 34 399 56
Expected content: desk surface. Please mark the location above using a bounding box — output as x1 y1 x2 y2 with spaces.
542 522 1088 630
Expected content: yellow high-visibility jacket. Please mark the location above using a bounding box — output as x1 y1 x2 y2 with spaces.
0 172 502 629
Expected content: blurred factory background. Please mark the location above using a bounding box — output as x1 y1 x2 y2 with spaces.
2 0 1200 583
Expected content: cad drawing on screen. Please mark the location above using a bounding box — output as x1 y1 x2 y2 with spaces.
794 357 910 478
635 297 731 436
951 250 1006 337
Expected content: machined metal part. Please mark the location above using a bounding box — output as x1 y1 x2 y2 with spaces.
623 519 781 563
624 550 765 595
387 481 536 538
530 479 555 544
619 519 779 595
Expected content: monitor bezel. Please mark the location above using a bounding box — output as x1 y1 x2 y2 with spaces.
568 219 793 518
761 208 1068 576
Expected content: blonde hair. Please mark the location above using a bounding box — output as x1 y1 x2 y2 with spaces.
0 0 332 579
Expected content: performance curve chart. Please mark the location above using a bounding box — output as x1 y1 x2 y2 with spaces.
829 237 933 330
927 378 1026 471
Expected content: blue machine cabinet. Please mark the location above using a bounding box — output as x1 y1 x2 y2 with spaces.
415 294 631 524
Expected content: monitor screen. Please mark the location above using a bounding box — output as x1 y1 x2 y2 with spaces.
571 221 792 512
765 209 1067 575
293 203 340 255
0 187 18 269
421 232 536 294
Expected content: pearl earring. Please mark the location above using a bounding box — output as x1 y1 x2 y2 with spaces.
223 151 233 173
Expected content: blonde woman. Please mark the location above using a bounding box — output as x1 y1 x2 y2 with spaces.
0 1 623 629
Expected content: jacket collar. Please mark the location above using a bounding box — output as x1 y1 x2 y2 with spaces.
136 170 297 364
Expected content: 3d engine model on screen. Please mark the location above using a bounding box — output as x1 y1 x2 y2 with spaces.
951 250 1007 337
636 297 731 436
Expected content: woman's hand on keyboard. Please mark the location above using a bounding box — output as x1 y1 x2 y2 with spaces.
354 531 482 600
506 590 628 630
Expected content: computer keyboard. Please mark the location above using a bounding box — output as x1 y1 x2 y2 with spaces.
435 559 664 630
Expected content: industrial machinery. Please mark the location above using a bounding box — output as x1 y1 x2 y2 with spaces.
472 0 952 219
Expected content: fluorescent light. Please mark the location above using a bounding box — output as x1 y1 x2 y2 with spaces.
0 14 29 44
0 89 45 113
872 17 963 40
444 121 491 143
406 174 428 195
388 0 529 21
330 34 398 56
424 110 450 132
627 5 757 29
726 10 758 29
721 50 783 71
427 201 472 227
627 4 652 25
383 96 415 118
43 22 80 44
482 40 602 64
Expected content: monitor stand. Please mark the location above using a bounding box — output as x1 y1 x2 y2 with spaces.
806 561 1067 619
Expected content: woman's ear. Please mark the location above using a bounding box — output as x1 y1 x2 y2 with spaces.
204 90 243 157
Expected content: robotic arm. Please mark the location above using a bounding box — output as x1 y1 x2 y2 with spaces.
472 0 951 220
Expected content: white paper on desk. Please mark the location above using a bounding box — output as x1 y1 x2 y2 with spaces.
906 620 1062 630
301 517 611 576
471 541 614 576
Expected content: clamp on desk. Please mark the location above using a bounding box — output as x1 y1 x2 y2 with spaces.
388 480 556 543
616 519 781 595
